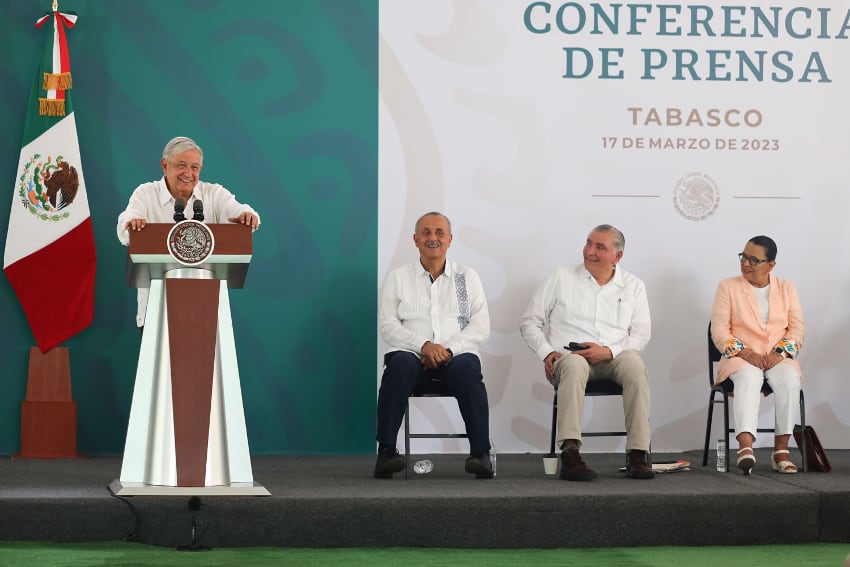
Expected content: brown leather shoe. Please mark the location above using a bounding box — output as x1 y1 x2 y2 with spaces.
626 449 655 479
559 447 597 481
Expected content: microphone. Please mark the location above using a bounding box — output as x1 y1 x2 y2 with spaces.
173 198 186 222
192 199 204 222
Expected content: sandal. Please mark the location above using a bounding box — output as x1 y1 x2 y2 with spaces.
771 450 798 474
737 447 755 475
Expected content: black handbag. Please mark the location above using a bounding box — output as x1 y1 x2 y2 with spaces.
793 425 831 472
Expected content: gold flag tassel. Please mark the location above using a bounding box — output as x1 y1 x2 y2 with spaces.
39 98 66 116
42 71 72 91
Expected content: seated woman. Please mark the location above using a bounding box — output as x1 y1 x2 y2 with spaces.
710 235 804 475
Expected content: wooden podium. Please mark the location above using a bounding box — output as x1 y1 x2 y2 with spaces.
110 223 269 496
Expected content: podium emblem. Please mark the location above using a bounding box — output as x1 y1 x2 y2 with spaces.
167 220 215 265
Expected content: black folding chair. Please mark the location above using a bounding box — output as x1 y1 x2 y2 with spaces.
549 380 627 455
404 378 468 478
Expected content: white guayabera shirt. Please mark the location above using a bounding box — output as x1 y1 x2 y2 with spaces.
379 259 490 359
520 263 651 360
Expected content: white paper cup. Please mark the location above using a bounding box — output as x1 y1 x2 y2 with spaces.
543 456 558 475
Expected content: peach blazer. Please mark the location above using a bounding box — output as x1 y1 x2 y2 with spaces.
710 275 804 383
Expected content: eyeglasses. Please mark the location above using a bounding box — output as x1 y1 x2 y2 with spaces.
738 252 768 266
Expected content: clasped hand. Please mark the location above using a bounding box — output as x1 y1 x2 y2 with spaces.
737 347 784 370
420 341 452 370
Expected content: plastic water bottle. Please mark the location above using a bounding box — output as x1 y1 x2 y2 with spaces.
716 439 727 472
489 438 497 477
413 459 433 474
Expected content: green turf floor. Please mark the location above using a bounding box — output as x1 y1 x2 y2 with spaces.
0 542 848 566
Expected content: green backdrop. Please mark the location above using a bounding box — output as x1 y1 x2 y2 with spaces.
0 0 377 455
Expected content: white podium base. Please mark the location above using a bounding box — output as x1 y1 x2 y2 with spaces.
109 478 270 497
120 278 256 488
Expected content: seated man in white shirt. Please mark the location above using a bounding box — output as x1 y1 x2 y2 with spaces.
375 212 493 479
519 224 654 480
116 136 260 328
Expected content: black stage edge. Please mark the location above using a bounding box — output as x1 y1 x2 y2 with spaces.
1 450 849 548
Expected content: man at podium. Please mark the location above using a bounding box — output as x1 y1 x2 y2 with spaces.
116 136 260 327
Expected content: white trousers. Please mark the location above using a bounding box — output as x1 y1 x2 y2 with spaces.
728 362 801 442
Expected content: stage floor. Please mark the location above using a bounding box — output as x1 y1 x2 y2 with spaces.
1 450 848 548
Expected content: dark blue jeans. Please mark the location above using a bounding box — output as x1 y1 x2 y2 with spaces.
376 351 491 456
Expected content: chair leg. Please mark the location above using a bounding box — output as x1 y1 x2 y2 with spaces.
799 390 806 473
549 388 558 455
722 393 730 472
404 400 410 479
702 390 717 466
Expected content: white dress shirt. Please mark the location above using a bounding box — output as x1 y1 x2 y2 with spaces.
379 259 490 358
520 263 651 360
116 178 260 326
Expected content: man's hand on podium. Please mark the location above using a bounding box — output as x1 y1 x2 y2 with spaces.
229 212 259 230
125 213 259 231
125 218 147 231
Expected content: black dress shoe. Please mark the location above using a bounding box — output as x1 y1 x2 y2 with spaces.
465 455 494 479
625 449 655 479
373 447 406 479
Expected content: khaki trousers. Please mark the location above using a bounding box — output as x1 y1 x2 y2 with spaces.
550 349 651 451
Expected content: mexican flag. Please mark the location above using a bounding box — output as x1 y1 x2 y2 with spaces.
3 9 96 353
